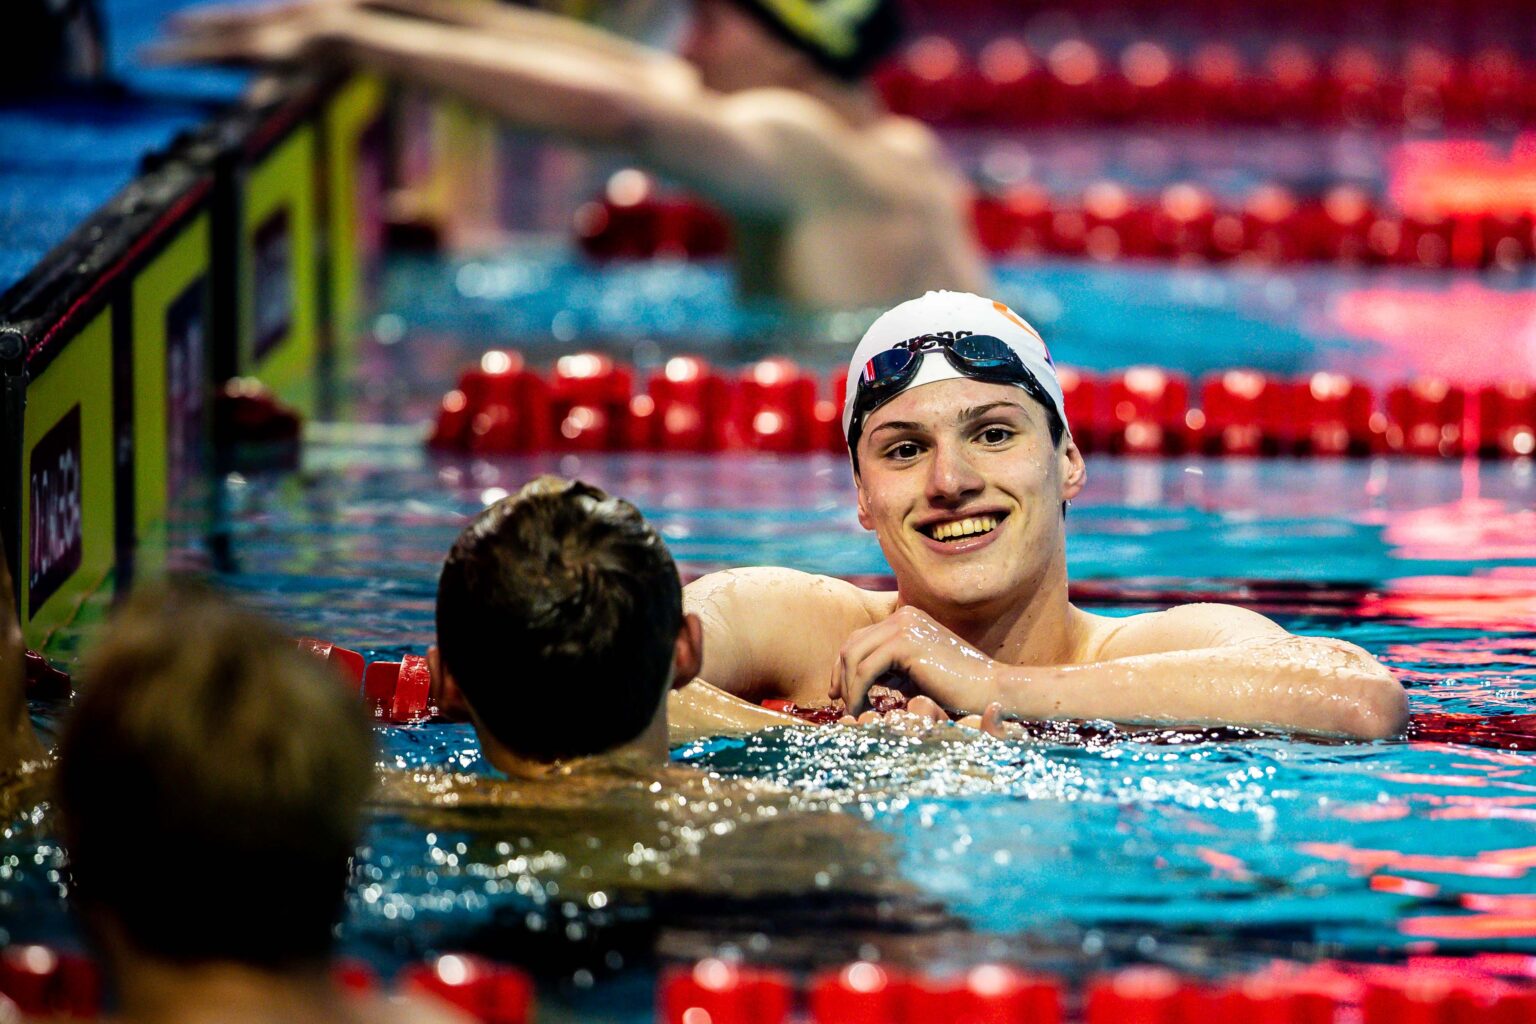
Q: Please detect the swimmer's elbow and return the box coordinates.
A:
[1338,669,1409,741]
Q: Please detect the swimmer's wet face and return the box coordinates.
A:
[435,477,686,762]
[58,584,372,970]
[854,376,1086,614]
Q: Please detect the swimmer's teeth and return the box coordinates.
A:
[932,515,999,541]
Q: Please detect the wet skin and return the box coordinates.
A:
[687,375,1407,739]
[852,378,1085,621]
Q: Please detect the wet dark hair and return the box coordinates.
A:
[435,477,683,762]
[58,583,373,969]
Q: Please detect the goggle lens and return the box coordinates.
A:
[949,334,1020,369]
[860,347,919,386]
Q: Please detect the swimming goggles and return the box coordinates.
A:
[845,333,1055,454]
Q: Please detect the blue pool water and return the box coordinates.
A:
[386,247,1536,388]
[11,446,1536,1005]
[8,256,1536,1019]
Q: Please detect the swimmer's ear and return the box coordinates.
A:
[672,612,704,689]
[854,472,875,532]
[1060,437,1086,501]
[426,645,472,722]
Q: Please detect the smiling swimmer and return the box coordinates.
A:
[684,290,1408,740]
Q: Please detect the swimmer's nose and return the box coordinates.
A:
[924,440,984,507]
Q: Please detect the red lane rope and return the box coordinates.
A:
[430,352,1536,459]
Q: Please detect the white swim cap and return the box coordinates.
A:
[841,290,1069,445]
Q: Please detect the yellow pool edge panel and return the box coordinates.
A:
[2,71,388,647]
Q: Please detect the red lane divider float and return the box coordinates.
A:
[402,954,534,1024]
[875,36,1536,133]
[32,636,1536,751]
[5,947,1535,1024]
[294,638,438,724]
[430,352,1536,460]
[576,181,1536,270]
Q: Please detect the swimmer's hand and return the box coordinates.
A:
[147,0,350,67]
[830,607,1001,718]
[839,696,1022,740]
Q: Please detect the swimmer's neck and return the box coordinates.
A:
[821,83,884,129]
[479,702,671,779]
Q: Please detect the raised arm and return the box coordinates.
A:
[832,604,1408,741]
[155,3,853,215]
[360,0,676,72]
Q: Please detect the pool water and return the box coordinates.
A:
[7,255,1536,1019]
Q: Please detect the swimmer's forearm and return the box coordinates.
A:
[361,0,681,76]
[992,643,1407,740]
[327,12,685,143]
[667,681,802,744]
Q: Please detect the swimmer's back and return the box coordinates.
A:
[783,110,988,306]
[668,89,990,306]
[686,567,892,705]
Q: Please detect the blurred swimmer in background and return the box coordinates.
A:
[153,0,993,310]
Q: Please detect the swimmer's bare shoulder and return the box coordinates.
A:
[686,567,890,705]
[1074,600,1390,679]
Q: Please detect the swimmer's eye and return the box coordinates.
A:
[975,425,1016,446]
[882,440,925,462]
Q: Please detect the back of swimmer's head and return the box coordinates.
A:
[435,476,684,762]
[58,581,373,971]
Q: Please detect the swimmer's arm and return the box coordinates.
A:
[685,567,876,703]
[359,0,684,77]
[154,7,693,136]
[667,681,803,746]
[329,15,839,212]
[835,604,1407,740]
[158,4,858,214]
[1005,629,1407,741]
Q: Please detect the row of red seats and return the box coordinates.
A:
[975,182,1536,269]
[878,37,1536,129]
[429,352,1536,460]
[573,181,1536,269]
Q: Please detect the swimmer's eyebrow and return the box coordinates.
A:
[956,401,1031,423]
[867,401,1031,439]
[867,419,924,438]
